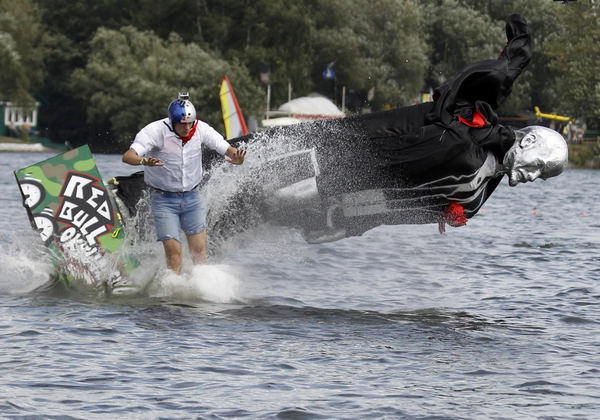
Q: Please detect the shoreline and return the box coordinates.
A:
[567,142,600,169]
[0,142,62,153]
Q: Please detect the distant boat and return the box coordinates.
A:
[219,75,249,139]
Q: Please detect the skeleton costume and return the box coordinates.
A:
[280,14,533,240]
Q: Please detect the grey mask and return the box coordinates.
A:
[503,125,568,186]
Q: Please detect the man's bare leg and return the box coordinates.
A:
[162,238,183,274]
[188,230,207,265]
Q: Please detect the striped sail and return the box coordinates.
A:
[219,75,248,139]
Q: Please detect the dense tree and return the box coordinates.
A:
[0,0,49,105]
[311,0,428,109]
[545,0,600,123]
[36,0,133,46]
[33,0,143,147]
[129,0,204,43]
[421,1,504,89]
[70,26,263,150]
[11,0,596,150]
[196,0,429,110]
[198,0,319,108]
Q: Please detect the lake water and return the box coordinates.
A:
[1,150,599,418]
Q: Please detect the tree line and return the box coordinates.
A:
[1,0,598,152]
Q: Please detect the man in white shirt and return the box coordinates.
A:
[122,92,246,274]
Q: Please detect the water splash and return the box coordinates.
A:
[0,233,53,294]
[203,122,337,252]
[146,264,242,303]
[2,122,345,298]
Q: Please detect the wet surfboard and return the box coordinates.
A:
[14,145,136,293]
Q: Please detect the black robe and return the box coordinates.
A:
[301,14,532,237]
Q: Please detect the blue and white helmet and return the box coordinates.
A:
[168,91,196,124]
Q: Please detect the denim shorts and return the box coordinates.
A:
[151,189,207,242]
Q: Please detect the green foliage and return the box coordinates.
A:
[312,0,428,108]
[545,0,600,122]
[2,0,595,151]
[197,0,428,108]
[0,0,50,104]
[197,0,319,107]
[422,0,504,86]
[71,26,263,149]
[37,0,132,45]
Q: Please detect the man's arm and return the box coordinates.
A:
[122,148,163,167]
[432,14,532,123]
[499,14,532,86]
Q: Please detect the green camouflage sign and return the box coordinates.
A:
[14,145,135,292]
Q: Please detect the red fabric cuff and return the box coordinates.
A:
[444,202,467,227]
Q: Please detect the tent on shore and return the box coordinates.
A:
[262,94,344,127]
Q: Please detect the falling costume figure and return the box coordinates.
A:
[249,13,566,242]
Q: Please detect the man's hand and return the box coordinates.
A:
[226,147,246,165]
[123,148,163,167]
[143,157,164,167]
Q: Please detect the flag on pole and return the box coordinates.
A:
[322,62,336,80]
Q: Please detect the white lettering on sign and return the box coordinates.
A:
[62,174,93,200]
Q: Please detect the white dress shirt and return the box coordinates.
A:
[130,118,230,192]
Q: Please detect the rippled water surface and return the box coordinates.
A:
[1,151,599,418]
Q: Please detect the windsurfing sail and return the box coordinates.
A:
[219,75,249,139]
[14,145,136,293]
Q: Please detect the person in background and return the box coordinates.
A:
[122,92,246,274]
